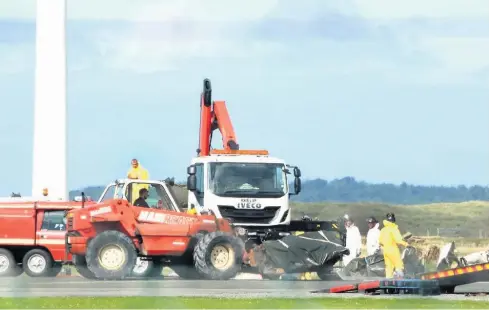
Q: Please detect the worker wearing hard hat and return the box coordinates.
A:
[379,213,408,278]
[127,159,150,205]
[343,214,362,266]
[366,216,381,256]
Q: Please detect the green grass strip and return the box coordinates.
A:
[0,297,488,309]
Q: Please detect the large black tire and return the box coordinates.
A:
[193,231,243,280]
[72,255,97,279]
[0,248,22,277]
[86,230,137,280]
[22,248,56,277]
[131,258,164,278]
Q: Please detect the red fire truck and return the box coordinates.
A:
[0,199,86,277]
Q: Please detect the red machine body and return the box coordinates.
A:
[67,199,234,257]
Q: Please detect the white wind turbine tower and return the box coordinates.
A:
[31,0,67,200]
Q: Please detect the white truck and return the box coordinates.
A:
[186,152,302,228]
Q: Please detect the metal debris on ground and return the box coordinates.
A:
[321,279,441,296]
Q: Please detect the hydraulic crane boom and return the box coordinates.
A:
[197,79,239,157]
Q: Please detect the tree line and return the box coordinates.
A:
[69,176,489,205]
[291,177,489,204]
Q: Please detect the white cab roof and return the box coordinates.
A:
[191,154,286,164]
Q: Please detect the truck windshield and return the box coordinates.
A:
[208,162,286,198]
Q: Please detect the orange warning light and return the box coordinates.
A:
[209,149,269,156]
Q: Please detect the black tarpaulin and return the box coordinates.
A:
[261,230,349,273]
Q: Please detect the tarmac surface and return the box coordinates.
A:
[0,277,489,298]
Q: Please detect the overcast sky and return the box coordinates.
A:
[0,0,488,195]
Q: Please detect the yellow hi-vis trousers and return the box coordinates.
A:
[383,247,404,278]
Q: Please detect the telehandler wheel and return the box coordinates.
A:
[0,248,23,277]
[193,231,244,280]
[131,258,164,278]
[86,230,137,280]
[72,254,97,279]
[22,248,55,277]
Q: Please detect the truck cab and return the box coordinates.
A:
[186,150,302,229]
[97,179,182,212]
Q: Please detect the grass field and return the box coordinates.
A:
[292,200,489,238]
[1,297,489,309]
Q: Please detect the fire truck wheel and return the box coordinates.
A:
[72,255,97,279]
[0,248,22,277]
[86,230,137,280]
[22,248,55,277]
[131,258,164,278]
[193,231,243,280]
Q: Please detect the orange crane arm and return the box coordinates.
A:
[197,79,239,156]
[213,101,238,151]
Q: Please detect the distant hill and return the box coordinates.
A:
[69,176,489,205]
[290,177,489,204]
[291,200,489,238]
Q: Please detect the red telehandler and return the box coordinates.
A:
[65,198,246,280]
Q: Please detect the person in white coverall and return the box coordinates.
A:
[366,216,381,256]
[343,215,362,266]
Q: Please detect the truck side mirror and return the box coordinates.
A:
[187,165,196,175]
[187,175,197,191]
[294,177,301,195]
[293,167,301,178]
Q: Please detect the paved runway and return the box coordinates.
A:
[0,277,488,298]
